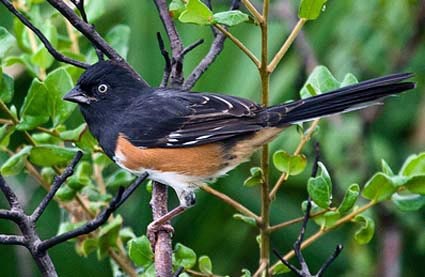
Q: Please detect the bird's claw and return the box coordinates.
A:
[147,222,175,248]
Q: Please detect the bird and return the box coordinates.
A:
[63,60,415,238]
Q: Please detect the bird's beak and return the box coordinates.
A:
[63,86,90,104]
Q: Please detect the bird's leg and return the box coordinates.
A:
[147,188,196,247]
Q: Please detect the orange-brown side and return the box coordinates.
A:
[115,127,283,177]
[115,135,225,176]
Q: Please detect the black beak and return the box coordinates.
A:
[63,86,90,104]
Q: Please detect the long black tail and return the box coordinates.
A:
[265,73,415,126]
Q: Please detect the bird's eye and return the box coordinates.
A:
[97,84,108,93]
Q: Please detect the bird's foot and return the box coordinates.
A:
[147,221,175,248]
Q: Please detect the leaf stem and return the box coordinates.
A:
[200,185,260,222]
[241,0,263,23]
[214,24,260,68]
[268,18,307,73]
[268,200,377,273]
[269,119,320,199]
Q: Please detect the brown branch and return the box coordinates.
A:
[151,182,173,277]
[0,0,89,69]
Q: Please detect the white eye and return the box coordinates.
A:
[97,84,108,93]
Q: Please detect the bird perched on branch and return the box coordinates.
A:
[64,60,415,237]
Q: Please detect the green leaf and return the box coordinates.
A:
[97,215,123,259]
[17,79,49,130]
[0,27,16,58]
[1,146,32,176]
[273,150,307,176]
[56,185,77,201]
[307,162,332,208]
[127,236,154,267]
[77,238,98,257]
[75,128,98,151]
[119,227,136,243]
[337,183,360,214]
[29,145,80,166]
[173,243,196,269]
[299,66,340,99]
[392,193,425,211]
[241,269,252,277]
[198,255,212,274]
[57,221,85,236]
[403,175,425,194]
[59,124,87,141]
[169,0,186,18]
[340,73,358,87]
[106,25,131,59]
[106,170,136,189]
[400,152,425,177]
[178,0,213,25]
[212,11,249,26]
[67,161,93,190]
[362,173,397,202]
[0,124,15,147]
[381,159,394,176]
[45,68,75,126]
[323,210,341,227]
[243,167,263,187]
[271,262,290,275]
[0,73,14,103]
[353,215,375,244]
[299,0,328,20]
[140,264,156,277]
[233,213,257,226]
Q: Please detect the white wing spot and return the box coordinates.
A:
[212,95,234,109]
[182,141,198,146]
[167,138,179,142]
[202,96,210,104]
[169,133,183,138]
[196,134,213,140]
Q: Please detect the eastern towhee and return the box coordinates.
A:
[63,60,415,232]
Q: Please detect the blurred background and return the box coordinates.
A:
[0,0,424,276]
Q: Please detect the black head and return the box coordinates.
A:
[63,60,148,106]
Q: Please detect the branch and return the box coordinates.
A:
[0,0,90,69]
[0,234,25,246]
[272,145,343,276]
[0,175,21,210]
[157,32,172,88]
[44,0,148,85]
[31,151,83,222]
[40,173,148,250]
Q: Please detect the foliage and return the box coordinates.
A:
[0,0,424,276]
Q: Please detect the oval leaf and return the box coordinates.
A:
[178,0,213,25]
[198,255,212,274]
[337,183,360,214]
[353,215,375,244]
[299,0,328,20]
[17,79,49,130]
[392,193,425,211]
[173,243,196,269]
[0,146,32,176]
[29,145,80,166]
[273,150,307,176]
[128,236,154,267]
[212,11,249,26]
[362,173,397,202]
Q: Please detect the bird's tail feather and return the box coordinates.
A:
[265,73,415,126]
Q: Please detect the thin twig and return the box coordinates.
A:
[31,152,83,222]
[0,0,89,69]
[214,24,260,68]
[40,173,147,250]
[200,184,260,222]
[157,32,172,88]
[269,119,320,199]
[268,18,307,73]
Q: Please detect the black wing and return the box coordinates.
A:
[121,89,266,148]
